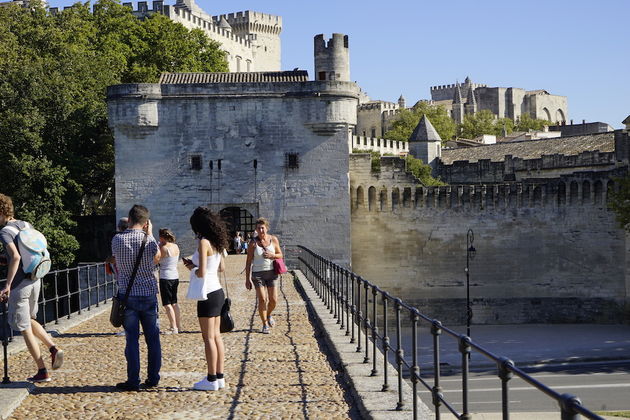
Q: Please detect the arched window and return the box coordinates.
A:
[368,186,376,211]
[569,181,579,204]
[356,186,364,209]
[438,187,447,208]
[556,109,566,124]
[582,181,591,204]
[403,187,411,208]
[606,180,615,203]
[392,188,400,211]
[542,107,551,121]
[415,187,424,208]
[379,188,388,211]
[593,180,603,204]
[557,182,566,206]
[533,186,542,206]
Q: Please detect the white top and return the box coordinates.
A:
[191,249,222,295]
[159,245,179,280]
[252,238,276,272]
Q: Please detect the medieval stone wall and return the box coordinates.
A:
[350,154,628,324]
[108,81,359,265]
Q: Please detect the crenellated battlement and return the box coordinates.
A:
[350,135,408,156]
[349,154,620,212]
[430,83,488,91]
[213,10,282,35]
[167,6,252,47]
[357,101,398,111]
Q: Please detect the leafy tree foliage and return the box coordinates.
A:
[459,110,551,139]
[609,177,630,231]
[351,150,444,186]
[0,0,228,265]
[385,102,456,143]
[515,113,552,132]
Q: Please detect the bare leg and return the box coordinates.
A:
[255,286,269,326]
[266,286,277,318]
[21,327,45,369]
[212,317,224,375]
[198,317,217,375]
[173,303,182,331]
[30,319,55,349]
[163,304,177,331]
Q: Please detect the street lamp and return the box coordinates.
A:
[465,229,476,339]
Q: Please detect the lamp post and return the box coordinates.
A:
[465,229,476,339]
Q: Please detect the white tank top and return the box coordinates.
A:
[252,238,276,272]
[159,245,179,280]
[191,249,222,294]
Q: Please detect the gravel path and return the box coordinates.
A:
[7,255,355,419]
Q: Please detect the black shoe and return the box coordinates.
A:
[142,379,159,388]
[116,381,140,391]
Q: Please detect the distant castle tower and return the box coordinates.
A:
[409,115,442,173]
[398,94,406,109]
[314,34,350,81]
[451,83,465,124]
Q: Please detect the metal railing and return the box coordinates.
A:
[1,263,115,383]
[297,246,604,420]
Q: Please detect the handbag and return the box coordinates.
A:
[109,232,148,328]
[273,258,287,275]
[219,266,235,333]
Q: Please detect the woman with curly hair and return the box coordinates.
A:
[183,207,229,391]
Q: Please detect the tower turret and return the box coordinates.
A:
[452,83,465,124]
[398,94,406,109]
[409,115,442,172]
[314,34,350,81]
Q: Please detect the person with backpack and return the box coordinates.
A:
[0,193,64,383]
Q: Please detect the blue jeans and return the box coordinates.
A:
[121,295,162,386]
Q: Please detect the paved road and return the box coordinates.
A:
[5,255,358,419]
[416,362,630,414]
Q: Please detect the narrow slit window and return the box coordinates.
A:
[285,153,299,169]
[190,155,202,170]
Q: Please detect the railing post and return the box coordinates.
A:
[77,267,82,315]
[356,276,362,353]
[381,294,390,391]
[498,357,514,420]
[54,273,60,324]
[65,270,71,319]
[559,394,582,420]
[334,264,340,323]
[350,273,356,344]
[363,280,370,364]
[339,266,345,331]
[431,320,443,420]
[411,309,420,420]
[1,301,10,384]
[370,285,378,376]
[459,335,472,420]
[395,298,404,410]
[344,270,349,335]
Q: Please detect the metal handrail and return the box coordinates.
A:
[297,246,604,420]
[1,263,115,383]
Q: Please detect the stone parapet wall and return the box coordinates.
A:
[350,136,408,156]
[349,154,628,324]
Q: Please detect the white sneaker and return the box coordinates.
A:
[193,378,219,391]
[217,378,226,389]
[261,325,270,334]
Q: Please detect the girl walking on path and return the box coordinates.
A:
[184,207,228,391]
[244,217,283,334]
[158,228,182,334]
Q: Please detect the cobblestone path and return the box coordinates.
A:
[7,255,355,419]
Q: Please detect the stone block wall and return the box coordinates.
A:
[108,81,359,266]
[350,154,629,324]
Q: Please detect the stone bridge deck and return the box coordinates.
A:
[3,255,359,419]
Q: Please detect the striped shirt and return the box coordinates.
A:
[111,229,159,297]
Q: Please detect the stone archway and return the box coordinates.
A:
[219,206,256,253]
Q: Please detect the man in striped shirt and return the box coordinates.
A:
[111,204,161,391]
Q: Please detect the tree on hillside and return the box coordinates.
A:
[385,102,456,143]
[0,0,228,265]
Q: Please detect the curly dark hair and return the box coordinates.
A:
[189,207,229,252]
[0,194,14,218]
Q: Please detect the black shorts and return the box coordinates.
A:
[197,288,225,318]
[252,270,278,288]
[159,278,179,306]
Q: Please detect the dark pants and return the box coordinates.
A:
[121,294,162,386]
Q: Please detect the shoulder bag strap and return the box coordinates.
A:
[220,253,229,299]
[121,232,148,304]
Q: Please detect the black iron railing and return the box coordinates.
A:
[297,246,604,420]
[1,263,115,383]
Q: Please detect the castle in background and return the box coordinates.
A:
[354,76,569,139]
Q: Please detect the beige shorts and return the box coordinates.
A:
[8,278,41,332]
[252,270,278,288]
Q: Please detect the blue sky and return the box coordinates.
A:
[49,0,630,127]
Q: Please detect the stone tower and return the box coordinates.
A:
[314,34,350,81]
[409,115,442,172]
[451,83,464,124]
[398,94,406,110]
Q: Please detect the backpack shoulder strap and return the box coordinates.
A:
[1,225,19,236]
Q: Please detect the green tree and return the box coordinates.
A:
[404,155,446,186]
[609,176,630,231]
[515,113,552,132]
[0,0,228,265]
[385,102,456,143]
[459,109,501,138]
